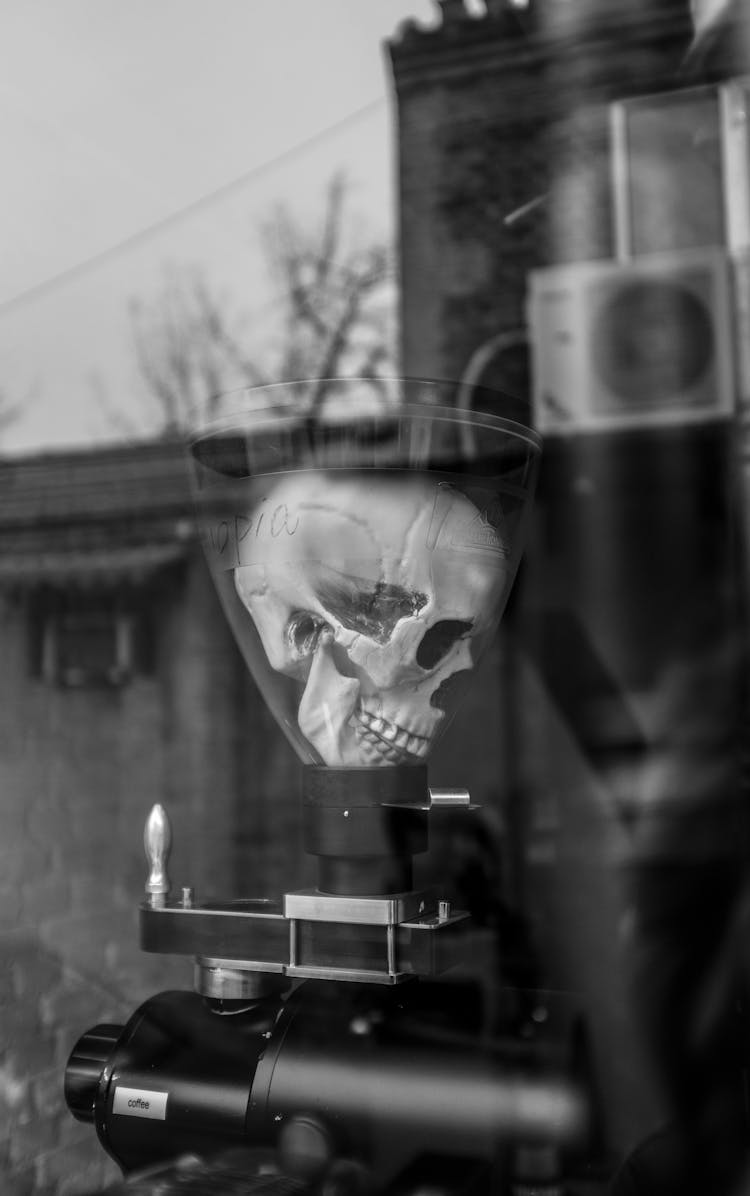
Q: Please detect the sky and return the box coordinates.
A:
[0,0,436,455]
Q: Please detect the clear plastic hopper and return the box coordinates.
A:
[188,379,541,769]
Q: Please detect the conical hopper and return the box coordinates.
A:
[189,379,541,769]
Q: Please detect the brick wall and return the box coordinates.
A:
[388,0,710,1167]
[390,1,696,382]
[0,544,300,1195]
[391,8,549,390]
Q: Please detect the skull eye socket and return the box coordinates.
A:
[315,572,428,644]
[416,620,473,670]
[287,611,331,660]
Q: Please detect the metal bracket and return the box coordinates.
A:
[283,888,435,925]
[139,804,471,986]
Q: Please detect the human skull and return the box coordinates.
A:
[233,471,510,766]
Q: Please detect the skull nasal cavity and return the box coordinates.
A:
[431,669,473,712]
[416,620,472,670]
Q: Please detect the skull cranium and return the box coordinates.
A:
[233,471,510,766]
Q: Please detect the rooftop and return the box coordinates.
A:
[0,438,191,529]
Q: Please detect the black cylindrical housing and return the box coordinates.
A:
[249,981,589,1184]
[75,991,279,1173]
[315,855,412,895]
[65,982,590,1185]
[302,764,429,808]
[302,764,430,895]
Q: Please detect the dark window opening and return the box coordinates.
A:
[28,588,157,688]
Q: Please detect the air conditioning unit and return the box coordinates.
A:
[610,78,750,257]
[527,249,735,434]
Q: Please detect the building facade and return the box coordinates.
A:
[388,0,747,1174]
[0,441,302,1194]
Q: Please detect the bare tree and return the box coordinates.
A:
[0,385,31,444]
[261,173,394,411]
[130,174,396,435]
[130,266,265,434]
[0,390,23,436]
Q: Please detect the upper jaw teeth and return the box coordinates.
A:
[352,706,430,763]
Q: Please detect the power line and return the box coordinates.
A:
[0,96,386,320]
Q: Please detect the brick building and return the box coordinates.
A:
[389,0,697,396]
[388,0,746,1172]
[0,441,303,1194]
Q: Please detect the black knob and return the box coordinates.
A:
[64,1023,123,1123]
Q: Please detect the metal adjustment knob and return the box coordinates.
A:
[144,803,172,907]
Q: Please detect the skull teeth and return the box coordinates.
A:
[352,708,430,763]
